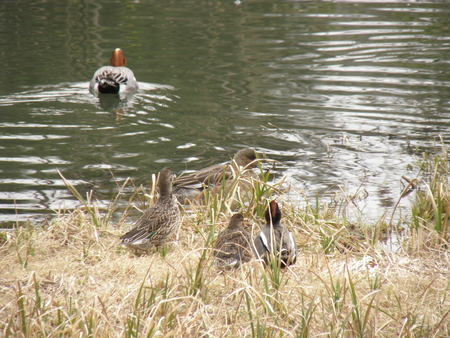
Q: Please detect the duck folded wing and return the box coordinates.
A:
[253,227,297,267]
[253,230,271,260]
[120,226,157,246]
[279,231,297,267]
[214,241,246,269]
[120,202,177,244]
[174,164,230,190]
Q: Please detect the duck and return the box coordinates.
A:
[213,213,253,269]
[173,148,259,202]
[89,48,138,96]
[253,200,297,268]
[120,168,181,253]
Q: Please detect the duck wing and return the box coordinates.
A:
[280,230,297,267]
[253,226,275,262]
[120,199,178,245]
[173,163,231,191]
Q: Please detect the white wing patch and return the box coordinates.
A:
[259,232,270,252]
[288,232,296,258]
[129,238,147,246]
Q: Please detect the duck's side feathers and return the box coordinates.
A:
[287,232,296,251]
[215,256,240,269]
[279,231,297,267]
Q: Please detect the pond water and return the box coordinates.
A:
[0,0,449,225]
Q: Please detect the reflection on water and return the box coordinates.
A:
[0,0,449,224]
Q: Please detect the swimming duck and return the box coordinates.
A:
[213,213,253,269]
[120,168,181,253]
[173,148,259,202]
[253,201,297,268]
[89,48,138,96]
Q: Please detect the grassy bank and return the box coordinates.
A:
[1,149,448,337]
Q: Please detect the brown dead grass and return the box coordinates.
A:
[1,198,448,337]
[1,148,449,336]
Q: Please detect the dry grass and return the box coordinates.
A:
[0,151,449,337]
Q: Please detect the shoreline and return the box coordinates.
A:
[1,149,448,336]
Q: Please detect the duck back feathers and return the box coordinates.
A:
[172,148,259,202]
[213,213,253,269]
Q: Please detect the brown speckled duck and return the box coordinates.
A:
[213,213,253,269]
[173,148,259,202]
[120,168,180,253]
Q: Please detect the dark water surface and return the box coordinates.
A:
[0,0,449,224]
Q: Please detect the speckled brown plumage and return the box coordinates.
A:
[120,168,181,253]
[173,148,259,202]
[213,213,253,269]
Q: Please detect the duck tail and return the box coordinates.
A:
[279,249,297,268]
[98,77,120,94]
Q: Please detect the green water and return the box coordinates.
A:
[0,0,449,223]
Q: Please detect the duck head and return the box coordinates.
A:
[228,213,244,229]
[234,148,258,168]
[110,48,127,67]
[265,200,281,225]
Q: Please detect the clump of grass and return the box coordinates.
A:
[0,151,449,336]
[183,219,215,298]
[410,146,449,247]
[200,159,284,222]
[12,222,35,269]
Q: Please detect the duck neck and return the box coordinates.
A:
[159,184,171,198]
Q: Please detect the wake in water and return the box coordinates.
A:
[0,81,177,113]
